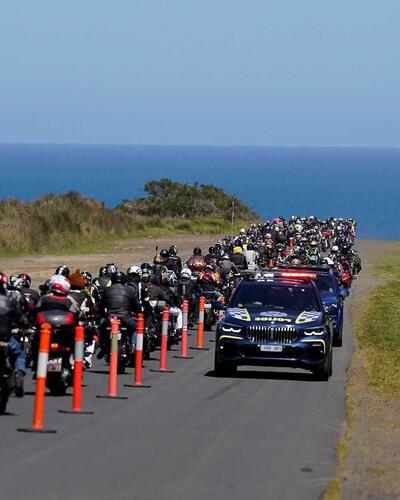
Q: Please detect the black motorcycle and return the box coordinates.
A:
[36,310,75,396]
[0,339,14,414]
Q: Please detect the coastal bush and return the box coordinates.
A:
[0,190,253,256]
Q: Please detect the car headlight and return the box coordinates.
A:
[302,327,326,336]
[220,324,243,334]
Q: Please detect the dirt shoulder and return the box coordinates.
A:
[0,234,216,287]
[329,239,400,499]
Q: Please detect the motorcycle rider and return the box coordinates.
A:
[98,271,141,358]
[187,247,206,275]
[244,242,258,271]
[230,246,248,271]
[0,271,27,397]
[166,245,182,275]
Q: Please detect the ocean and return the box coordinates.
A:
[0,143,399,240]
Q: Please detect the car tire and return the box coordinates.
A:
[312,347,332,381]
[214,353,237,377]
[333,322,343,348]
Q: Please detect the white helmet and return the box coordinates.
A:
[127,265,142,277]
[240,228,246,234]
[48,275,70,296]
[180,267,192,280]
[331,245,339,253]
[323,257,334,266]
[221,254,230,260]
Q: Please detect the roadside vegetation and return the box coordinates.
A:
[324,249,400,499]
[0,182,256,256]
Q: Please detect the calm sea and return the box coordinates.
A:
[0,144,399,240]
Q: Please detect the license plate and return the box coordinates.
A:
[260,345,283,353]
[47,357,62,372]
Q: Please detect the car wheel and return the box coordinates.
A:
[312,347,332,381]
[214,352,237,377]
[333,322,343,347]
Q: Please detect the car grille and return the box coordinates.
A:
[246,325,298,344]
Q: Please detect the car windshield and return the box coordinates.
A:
[231,282,320,312]
[314,275,334,294]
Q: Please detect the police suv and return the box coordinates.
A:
[215,272,333,380]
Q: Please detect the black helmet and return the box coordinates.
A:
[208,246,215,255]
[214,243,222,251]
[105,263,118,276]
[55,265,70,278]
[111,272,127,285]
[193,247,202,256]
[169,245,178,256]
[160,249,170,260]
[99,265,107,277]
[18,273,32,288]
[247,242,254,250]
[141,262,152,271]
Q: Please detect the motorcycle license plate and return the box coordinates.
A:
[47,357,62,372]
[260,345,283,353]
[204,303,212,310]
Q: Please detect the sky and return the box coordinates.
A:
[0,1,399,147]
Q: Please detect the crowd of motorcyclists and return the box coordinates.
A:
[0,215,360,411]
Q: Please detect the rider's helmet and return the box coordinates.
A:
[18,273,32,289]
[208,246,216,255]
[233,246,243,255]
[221,254,230,261]
[240,228,246,235]
[140,262,152,271]
[141,268,152,283]
[81,271,93,286]
[99,265,107,277]
[110,272,127,285]
[169,245,178,256]
[105,263,118,276]
[193,247,202,256]
[247,242,254,251]
[49,275,70,296]
[331,245,339,253]
[127,265,142,278]
[55,265,70,278]
[160,249,170,261]
[323,257,334,266]
[0,271,8,293]
[162,270,177,286]
[8,275,20,290]
[291,258,301,265]
[180,268,192,280]
[310,240,318,248]
[214,243,222,252]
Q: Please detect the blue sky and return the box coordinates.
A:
[0,1,399,146]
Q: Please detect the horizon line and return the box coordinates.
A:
[1,142,400,150]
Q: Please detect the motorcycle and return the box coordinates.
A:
[36,310,75,396]
[100,316,134,374]
[0,338,14,414]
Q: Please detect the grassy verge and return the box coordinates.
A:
[324,250,400,499]
[0,192,251,257]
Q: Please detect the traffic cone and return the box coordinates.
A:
[191,296,209,351]
[18,323,57,433]
[151,308,175,373]
[125,313,151,388]
[174,300,193,359]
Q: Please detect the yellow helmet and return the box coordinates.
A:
[233,246,243,255]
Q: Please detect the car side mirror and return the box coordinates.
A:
[340,288,350,299]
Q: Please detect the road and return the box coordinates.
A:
[0,305,355,500]
[0,237,374,500]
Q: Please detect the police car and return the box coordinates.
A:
[215,272,333,380]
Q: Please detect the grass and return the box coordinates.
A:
[0,192,250,257]
[324,248,400,499]
[357,255,400,399]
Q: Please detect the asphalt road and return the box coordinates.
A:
[0,292,355,500]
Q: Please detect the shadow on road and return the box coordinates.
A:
[204,369,316,382]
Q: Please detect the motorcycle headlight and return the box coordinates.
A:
[302,327,326,336]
